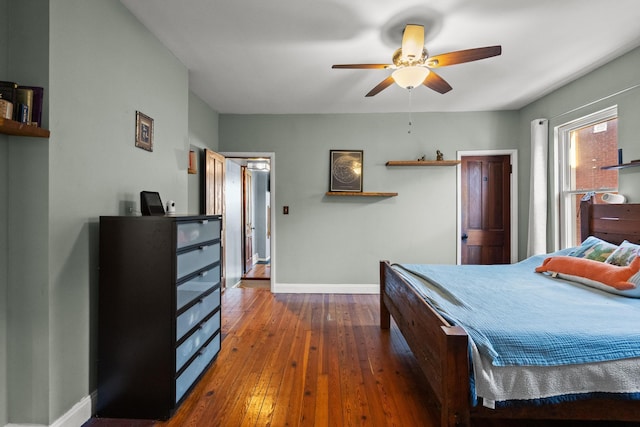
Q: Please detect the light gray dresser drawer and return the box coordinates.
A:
[175,331,221,404]
[176,288,221,341]
[177,265,221,311]
[176,219,220,250]
[176,310,220,372]
[176,242,220,280]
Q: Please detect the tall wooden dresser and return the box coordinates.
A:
[97,214,222,420]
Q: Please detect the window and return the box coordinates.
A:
[556,106,618,248]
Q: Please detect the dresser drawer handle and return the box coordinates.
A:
[199,245,208,251]
[200,220,209,225]
[199,271,208,277]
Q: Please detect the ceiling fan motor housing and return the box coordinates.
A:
[392,47,429,67]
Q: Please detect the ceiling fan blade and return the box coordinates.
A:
[332,64,391,69]
[426,46,502,68]
[401,24,425,60]
[365,76,395,97]
[423,70,452,94]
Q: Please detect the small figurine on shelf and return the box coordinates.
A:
[436,150,444,161]
[418,155,426,161]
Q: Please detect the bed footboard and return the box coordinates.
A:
[380,258,640,425]
[380,261,471,427]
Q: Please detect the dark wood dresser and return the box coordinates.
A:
[97,215,222,420]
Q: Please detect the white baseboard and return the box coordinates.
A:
[272,283,379,294]
[4,423,47,427]
[5,393,94,427]
[50,393,93,427]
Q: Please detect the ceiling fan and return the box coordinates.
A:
[332,24,502,97]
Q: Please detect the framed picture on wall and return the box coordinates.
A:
[135,111,154,152]
[329,150,363,192]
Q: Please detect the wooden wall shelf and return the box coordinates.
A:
[386,160,460,167]
[0,118,50,138]
[601,161,640,170]
[325,191,398,197]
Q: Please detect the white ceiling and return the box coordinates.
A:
[120,0,640,115]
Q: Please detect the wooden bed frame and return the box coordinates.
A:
[380,199,640,426]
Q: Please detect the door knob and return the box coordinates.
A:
[461,233,469,241]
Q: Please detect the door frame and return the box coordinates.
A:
[456,149,518,264]
[221,151,276,291]
[242,166,254,274]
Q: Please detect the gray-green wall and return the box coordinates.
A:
[48,1,189,422]
[6,0,50,422]
[0,0,7,424]
[219,112,520,286]
[188,93,220,214]
[518,45,640,254]
[2,0,219,424]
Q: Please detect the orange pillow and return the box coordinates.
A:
[536,255,640,291]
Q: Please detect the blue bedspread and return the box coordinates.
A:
[395,252,640,367]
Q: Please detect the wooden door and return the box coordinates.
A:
[204,149,226,288]
[204,150,225,216]
[242,167,253,273]
[460,155,511,264]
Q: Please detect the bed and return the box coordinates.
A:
[380,199,640,426]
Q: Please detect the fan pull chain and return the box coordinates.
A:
[407,88,413,134]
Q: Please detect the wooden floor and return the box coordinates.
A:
[164,289,437,426]
[242,262,270,280]
[85,289,640,427]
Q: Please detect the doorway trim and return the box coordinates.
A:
[456,149,518,264]
[221,151,276,291]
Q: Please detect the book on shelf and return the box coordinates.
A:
[18,85,43,127]
[0,82,45,127]
[0,99,13,119]
[15,87,33,124]
[15,104,29,123]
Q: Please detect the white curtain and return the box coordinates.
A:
[527,119,549,256]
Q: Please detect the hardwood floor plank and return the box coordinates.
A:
[350,303,393,425]
[333,295,371,425]
[217,294,295,426]
[313,373,330,426]
[269,296,312,426]
[324,295,345,427]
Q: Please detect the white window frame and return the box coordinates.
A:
[553,106,618,249]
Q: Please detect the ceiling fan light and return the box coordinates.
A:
[392,66,429,89]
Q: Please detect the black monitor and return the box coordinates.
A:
[140,191,165,216]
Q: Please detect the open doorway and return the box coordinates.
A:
[222,153,274,290]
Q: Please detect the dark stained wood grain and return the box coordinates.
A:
[581,199,640,245]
